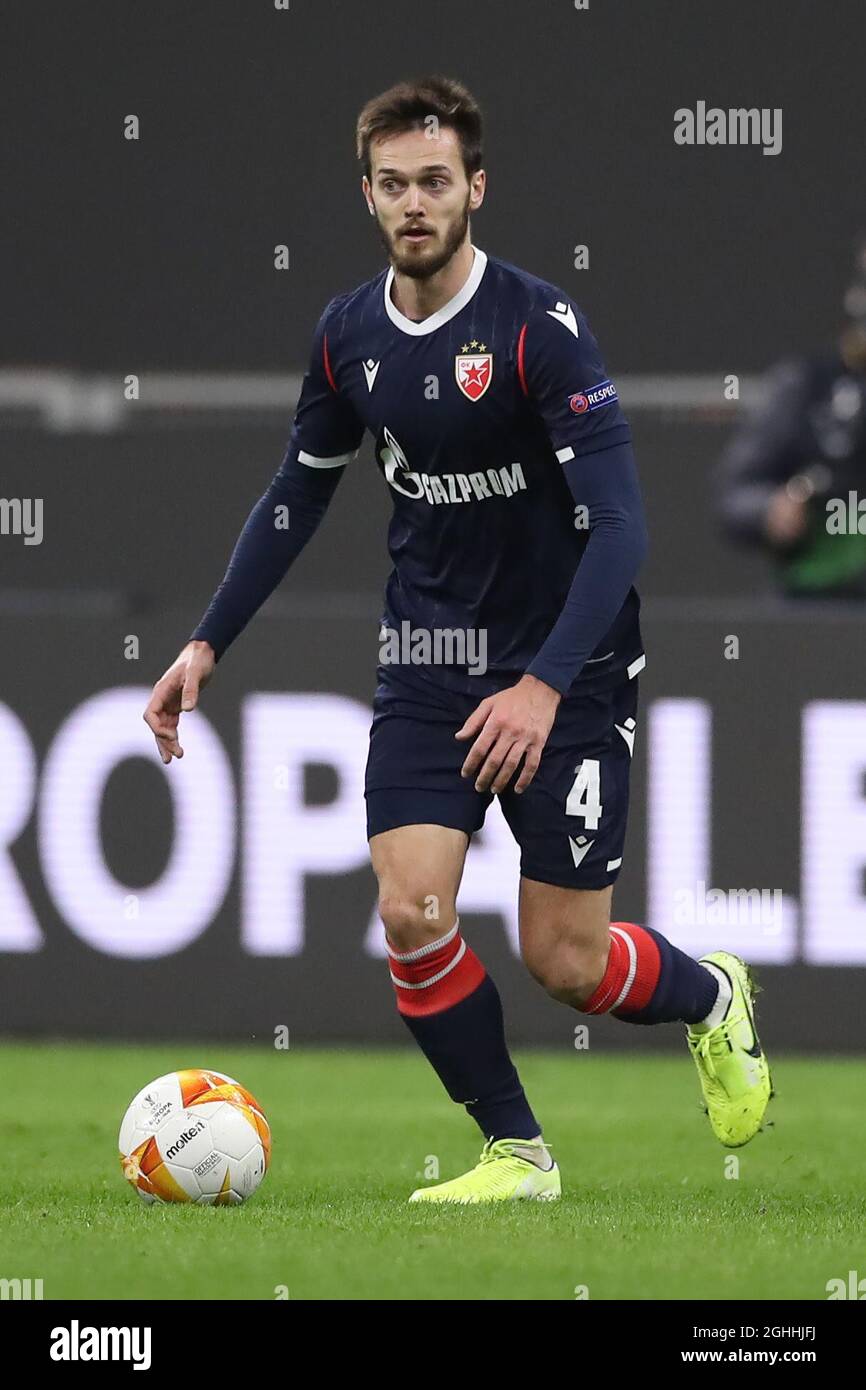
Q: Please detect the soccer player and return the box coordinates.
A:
[144,76,772,1203]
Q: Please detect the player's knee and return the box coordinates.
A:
[377,891,451,954]
[523,937,609,1007]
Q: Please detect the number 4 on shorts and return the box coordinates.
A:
[565,758,602,830]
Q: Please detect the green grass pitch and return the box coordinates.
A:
[2,1042,863,1301]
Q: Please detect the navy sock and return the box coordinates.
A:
[584,921,720,1025]
[401,976,541,1140]
[388,924,540,1142]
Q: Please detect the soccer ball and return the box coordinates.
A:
[118,1068,271,1206]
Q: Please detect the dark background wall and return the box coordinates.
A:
[4,0,865,372]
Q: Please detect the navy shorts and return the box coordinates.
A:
[364,668,639,890]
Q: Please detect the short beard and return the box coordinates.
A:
[377,196,471,280]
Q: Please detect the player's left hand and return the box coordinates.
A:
[456,674,561,795]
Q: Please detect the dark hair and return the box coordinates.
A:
[356,76,483,181]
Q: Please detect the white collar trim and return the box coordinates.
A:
[384,245,488,336]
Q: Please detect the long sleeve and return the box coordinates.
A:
[189,298,364,659]
[516,292,647,693]
[526,438,648,693]
[190,450,345,659]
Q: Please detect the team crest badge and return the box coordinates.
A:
[455,343,493,402]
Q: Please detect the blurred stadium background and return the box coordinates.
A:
[3,0,865,1056]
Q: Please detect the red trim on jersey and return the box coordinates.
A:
[388,929,486,1018]
[322,332,338,393]
[516,322,529,397]
[583,922,661,1015]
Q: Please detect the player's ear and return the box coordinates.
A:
[361,176,376,216]
[469,169,486,212]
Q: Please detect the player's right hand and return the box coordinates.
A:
[143,640,215,764]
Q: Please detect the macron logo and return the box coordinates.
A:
[546,301,579,339]
[568,835,594,868]
[363,359,380,392]
[614,717,637,757]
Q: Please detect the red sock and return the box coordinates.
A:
[386,920,486,1017]
[582,922,662,1016]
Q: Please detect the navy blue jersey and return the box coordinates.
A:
[193,246,647,697]
[290,247,644,695]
